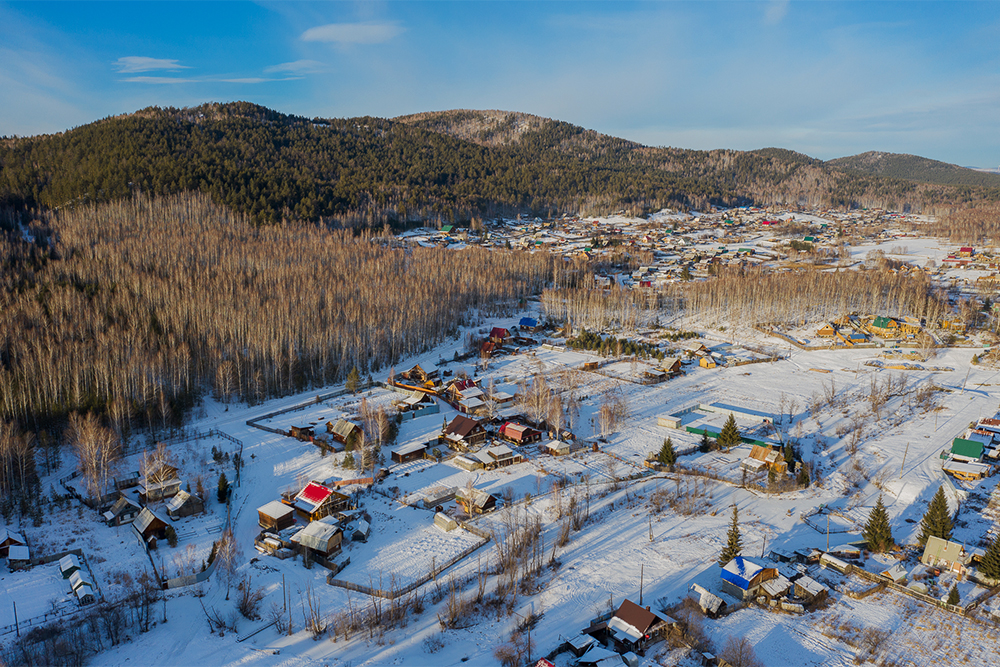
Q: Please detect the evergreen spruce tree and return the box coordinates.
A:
[919,485,954,546]
[343,451,356,470]
[699,431,715,453]
[862,494,894,553]
[978,536,1000,581]
[783,442,797,474]
[217,472,229,503]
[346,366,361,394]
[658,437,677,469]
[718,414,740,452]
[719,505,743,567]
[947,584,960,606]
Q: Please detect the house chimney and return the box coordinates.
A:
[646,606,650,611]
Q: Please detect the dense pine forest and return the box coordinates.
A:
[3,103,998,228]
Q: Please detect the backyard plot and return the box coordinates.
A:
[335,495,485,589]
[0,562,77,631]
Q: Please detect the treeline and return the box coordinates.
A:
[0,102,727,226]
[542,266,950,331]
[913,204,1000,244]
[0,193,571,434]
[4,103,997,228]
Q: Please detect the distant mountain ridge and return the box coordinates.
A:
[828,151,1000,188]
[1,102,997,225]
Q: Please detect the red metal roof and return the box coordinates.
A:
[298,482,333,505]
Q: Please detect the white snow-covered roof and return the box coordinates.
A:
[794,575,826,597]
[0,528,25,545]
[59,554,82,574]
[290,520,341,552]
[760,575,791,598]
[8,545,29,561]
[391,441,427,457]
[258,500,295,519]
[607,615,643,644]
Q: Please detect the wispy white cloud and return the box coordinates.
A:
[300,22,404,45]
[113,56,189,73]
[264,59,327,75]
[764,0,790,26]
[119,76,197,84]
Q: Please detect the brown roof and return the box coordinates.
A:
[446,415,483,438]
[614,599,658,634]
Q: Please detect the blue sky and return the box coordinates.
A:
[1,1,998,167]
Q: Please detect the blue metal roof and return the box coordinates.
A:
[720,556,763,590]
[519,317,538,328]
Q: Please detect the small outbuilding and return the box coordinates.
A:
[166,489,205,520]
[132,507,169,549]
[290,520,343,558]
[258,500,296,531]
[391,441,427,464]
[103,495,142,526]
[434,512,458,532]
[0,528,26,558]
[8,545,30,571]
[59,554,83,579]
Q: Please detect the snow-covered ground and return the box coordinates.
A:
[6,301,1000,666]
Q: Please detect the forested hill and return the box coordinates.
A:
[828,151,1000,189]
[2,102,997,225]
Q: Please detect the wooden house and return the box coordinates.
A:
[869,316,900,337]
[258,500,296,531]
[689,583,727,617]
[456,486,497,514]
[661,357,683,376]
[471,444,523,470]
[443,415,488,449]
[70,570,96,605]
[446,380,486,413]
[921,536,968,578]
[165,490,205,519]
[400,363,439,384]
[745,444,788,474]
[290,519,343,558]
[8,545,30,571]
[720,556,778,600]
[103,495,141,526]
[816,323,837,337]
[326,419,360,445]
[901,316,922,334]
[699,356,717,369]
[291,482,349,522]
[0,528,26,558]
[132,507,169,549]
[499,422,541,445]
[390,441,427,464]
[59,554,83,579]
[542,440,572,456]
[139,463,181,502]
[607,599,676,653]
[489,327,511,344]
[792,576,827,604]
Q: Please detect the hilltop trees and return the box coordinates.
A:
[919,486,953,546]
[862,495,894,553]
[719,505,743,567]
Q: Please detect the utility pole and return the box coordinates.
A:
[640,564,644,607]
[13,601,18,637]
[900,442,909,479]
[826,515,830,553]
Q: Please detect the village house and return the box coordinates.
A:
[257,500,296,531]
[70,570,96,605]
[792,575,828,604]
[688,583,727,617]
[8,545,30,571]
[289,425,315,441]
[499,422,542,445]
[542,440,572,456]
[455,486,497,515]
[326,419,361,445]
[0,528,26,558]
[139,463,182,502]
[165,489,205,519]
[59,554,83,579]
[607,599,676,654]
[446,379,486,413]
[921,536,969,578]
[443,415,488,449]
[660,357,683,376]
[472,444,524,470]
[132,507,169,549]
[699,356,717,369]
[399,363,438,385]
[720,556,779,600]
[103,495,142,526]
[741,444,788,475]
[816,322,837,337]
[489,327,511,344]
[290,519,343,559]
[868,316,900,338]
[390,441,427,464]
[291,481,350,522]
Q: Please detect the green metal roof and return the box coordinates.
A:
[951,438,984,459]
[872,316,895,329]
